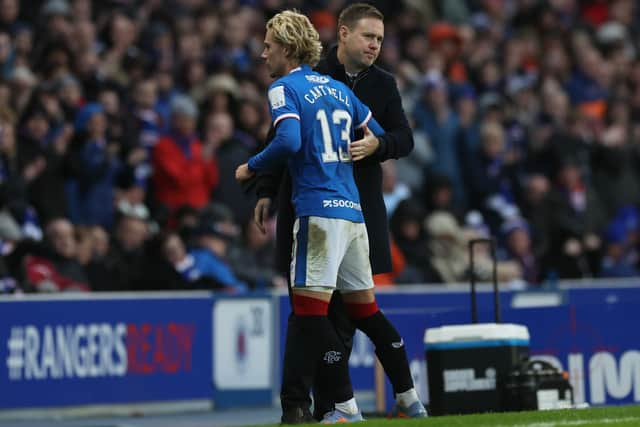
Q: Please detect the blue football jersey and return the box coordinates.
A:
[255,65,375,223]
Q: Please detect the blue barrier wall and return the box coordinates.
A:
[276,283,640,410]
[0,293,213,409]
[1,282,639,413]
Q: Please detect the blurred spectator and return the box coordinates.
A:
[96,200,150,291]
[74,224,109,290]
[23,217,89,292]
[501,218,541,285]
[66,102,120,229]
[183,220,248,293]
[544,157,607,278]
[152,94,218,222]
[421,172,463,221]
[389,199,434,283]
[17,100,71,223]
[591,116,640,218]
[413,70,465,210]
[206,110,254,226]
[425,211,521,284]
[424,211,468,284]
[229,217,286,290]
[372,236,412,286]
[427,22,466,83]
[518,173,552,266]
[599,219,640,278]
[121,78,162,189]
[381,159,410,217]
[0,0,21,35]
[135,231,192,291]
[466,120,520,232]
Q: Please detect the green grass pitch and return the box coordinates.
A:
[246,405,640,427]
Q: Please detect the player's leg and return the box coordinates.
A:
[282,217,357,424]
[280,311,314,424]
[311,291,357,420]
[341,288,426,417]
[277,198,315,423]
[281,288,336,422]
[315,220,377,424]
[338,223,427,418]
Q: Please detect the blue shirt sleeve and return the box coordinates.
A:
[366,117,384,136]
[248,81,302,172]
[248,117,300,171]
[267,82,300,127]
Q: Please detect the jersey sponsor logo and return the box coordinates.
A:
[305,74,330,84]
[268,85,286,109]
[322,199,362,211]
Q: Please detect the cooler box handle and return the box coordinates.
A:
[468,237,500,324]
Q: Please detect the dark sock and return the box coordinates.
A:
[280,313,313,415]
[353,310,414,394]
[312,293,356,420]
[312,339,353,420]
[281,314,351,416]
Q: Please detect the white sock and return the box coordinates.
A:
[396,388,420,407]
[335,397,359,415]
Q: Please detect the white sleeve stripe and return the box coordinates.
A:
[356,110,372,129]
[274,113,300,126]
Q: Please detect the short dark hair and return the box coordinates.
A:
[337,3,384,30]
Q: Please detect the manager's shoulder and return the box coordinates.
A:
[369,64,397,85]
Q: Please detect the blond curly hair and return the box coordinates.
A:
[266,10,322,67]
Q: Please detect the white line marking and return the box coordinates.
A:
[509,416,640,427]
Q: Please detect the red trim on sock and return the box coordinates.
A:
[292,294,330,316]
[345,301,379,319]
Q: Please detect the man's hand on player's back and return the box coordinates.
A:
[350,125,379,161]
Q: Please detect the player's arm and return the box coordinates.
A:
[235,118,300,180]
[236,83,301,182]
[247,118,300,172]
[250,83,301,171]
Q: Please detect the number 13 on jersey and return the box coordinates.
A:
[317,108,352,163]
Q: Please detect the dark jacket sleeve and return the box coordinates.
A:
[255,168,283,199]
[374,73,414,161]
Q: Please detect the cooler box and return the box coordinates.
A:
[425,323,530,415]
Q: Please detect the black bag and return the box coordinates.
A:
[504,359,573,411]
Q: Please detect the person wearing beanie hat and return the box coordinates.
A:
[66,100,119,229]
[74,102,103,133]
[152,92,218,221]
[170,93,198,119]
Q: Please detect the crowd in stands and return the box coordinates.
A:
[0,0,639,294]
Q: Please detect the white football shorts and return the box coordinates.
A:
[290,216,374,291]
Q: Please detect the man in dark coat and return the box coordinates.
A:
[253,3,422,423]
